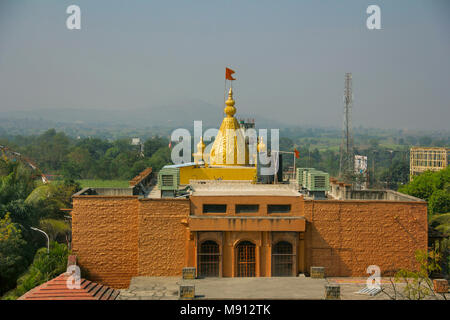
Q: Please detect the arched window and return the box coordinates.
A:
[272,241,294,276]
[198,240,220,277]
[236,241,256,277]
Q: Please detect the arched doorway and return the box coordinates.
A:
[236,241,256,277]
[272,241,294,276]
[198,240,220,277]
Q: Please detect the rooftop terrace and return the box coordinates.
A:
[190,180,300,197]
[328,178,424,202]
[72,168,425,203]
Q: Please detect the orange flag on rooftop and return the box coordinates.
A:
[225,67,236,80]
[294,148,300,159]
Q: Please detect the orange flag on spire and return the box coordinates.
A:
[294,148,300,159]
[225,67,236,80]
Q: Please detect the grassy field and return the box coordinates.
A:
[77,179,129,188]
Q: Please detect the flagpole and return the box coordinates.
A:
[224,67,235,117]
[224,77,227,118]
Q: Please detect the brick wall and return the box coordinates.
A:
[71,196,139,288]
[304,200,428,277]
[138,199,190,276]
[72,194,428,287]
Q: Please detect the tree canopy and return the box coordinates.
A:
[399,166,450,216]
[0,159,78,298]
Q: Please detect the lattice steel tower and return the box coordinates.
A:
[339,73,354,182]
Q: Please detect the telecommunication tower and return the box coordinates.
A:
[339,73,354,182]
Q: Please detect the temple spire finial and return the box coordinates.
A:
[224,87,236,117]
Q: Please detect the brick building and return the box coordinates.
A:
[71,87,428,289]
[71,172,427,289]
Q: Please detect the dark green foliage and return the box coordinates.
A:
[144,136,168,158]
[400,167,450,276]
[399,166,450,213]
[1,130,172,181]
[147,147,172,172]
[0,160,77,297]
[399,171,440,202]
[2,242,69,300]
[0,214,28,294]
[0,160,35,204]
[382,249,443,300]
[379,160,410,190]
[430,213,450,236]
[2,127,446,187]
[39,219,71,243]
[429,190,450,215]
[0,200,37,229]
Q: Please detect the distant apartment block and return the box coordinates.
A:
[410,147,449,180]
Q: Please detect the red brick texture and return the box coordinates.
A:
[71,195,428,288]
[304,200,428,277]
[71,196,139,288]
[138,199,190,276]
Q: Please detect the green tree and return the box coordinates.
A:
[148,147,171,172]
[398,170,441,202]
[381,249,446,300]
[0,199,37,230]
[61,161,82,180]
[39,219,71,244]
[25,181,79,220]
[76,137,112,160]
[0,213,28,295]
[130,159,151,178]
[61,146,93,179]
[430,213,450,236]
[379,159,409,189]
[0,161,35,204]
[2,241,69,300]
[429,189,450,215]
[399,166,450,215]
[24,129,72,172]
[144,137,168,158]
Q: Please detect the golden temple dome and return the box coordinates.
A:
[257,137,266,152]
[193,137,206,164]
[197,137,206,153]
[224,88,236,117]
[209,88,250,166]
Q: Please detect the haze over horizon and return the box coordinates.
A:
[0,0,449,131]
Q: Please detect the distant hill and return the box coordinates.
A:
[0,99,288,136]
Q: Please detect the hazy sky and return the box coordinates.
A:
[0,0,449,130]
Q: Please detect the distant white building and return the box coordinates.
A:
[354,155,368,174]
[131,138,144,157]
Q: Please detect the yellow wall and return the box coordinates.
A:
[179,166,256,184]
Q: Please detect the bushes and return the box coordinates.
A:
[398,170,441,203]
[400,167,450,278]
[429,190,450,215]
[2,241,69,300]
[430,213,450,236]
[39,219,71,244]
[0,213,28,295]
[0,162,77,297]
[399,166,450,216]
